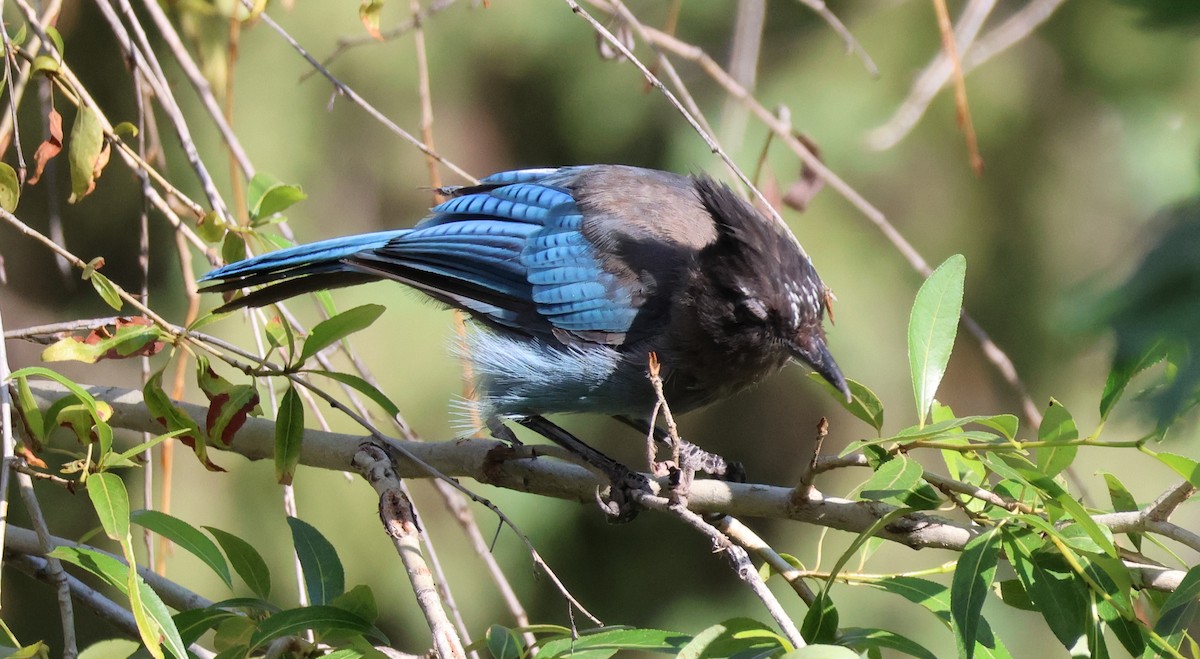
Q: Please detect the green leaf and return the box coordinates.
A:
[41,323,162,364]
[1101,338,1167,421]
[487,624,524,659]
[48,547,186,659]
[196,210,226,243]
[858,456,941,510]
[131,509,232,588]
[1036,399,1077,477]
[1099,471,1142,550]
[247,173,306,220]
[78,639,141,658]
[44,25,65,55]
[144,369,222,472]
[1155,452,1200,488]
[951,527,1002,659]
[808,375,884,432]
[908,254,966,425]
[246,606,379,651]
[87,472,130,541]
[330,585,378,623]
[205,526,271,599]
[1002,528,1089,650]
[996,579,1038,611]
[287,517,345,605]
[13,374,45,445]
[308,370,401,418]
[866,576,1008,656]
[68,104,108,203]
[836,628,937,659]
[274,386,305,485]
[299,304,386,363]
[7,367,115,451]
[88,272,123,311]
[675,619,788,659]
[173,607,240,647]
[221,231,247,267]
[1155,565,1200,637]
[0,161,20,212]
[780,646,859,658]
[801,592,838,645]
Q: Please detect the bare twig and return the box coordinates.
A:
[300,0,459,82]
[128,0,255,178]
[793,0,877,76]
[931,0,985,175]
[16,471,78,657]
[249,2,477,185]
[867,0,1065,150]
[0,302,14,611]
[354,445,466,659]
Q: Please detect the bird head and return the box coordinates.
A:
[693,176,851,403]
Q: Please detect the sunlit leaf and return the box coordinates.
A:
[87,472,130,541]
[809,374,884,432]
[908,254,966,426]
[1036,399,1077,478]
[0,161,21,211]
[88,272,123,311]
[28,109,63,186]
[299,304,386,363]
[68,104,110,203]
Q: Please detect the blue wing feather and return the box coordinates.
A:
[203,167,643,341]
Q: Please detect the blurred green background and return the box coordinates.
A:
[2,0,1199,656]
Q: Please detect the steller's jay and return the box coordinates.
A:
[201,165,849,517]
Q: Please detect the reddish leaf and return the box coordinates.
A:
[28,107,63,185]
[145,371,224,472]
[782,134,826,213]
[206,386,260,446]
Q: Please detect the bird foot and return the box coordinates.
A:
[595,464,653,523]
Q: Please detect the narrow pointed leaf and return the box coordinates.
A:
[908,254,966,425]
[951,527,1002,659]
[246,606,379,651]
[87,472,130,541]
[131,509,232,587]
[287,517,345,605]
[275,386,305,485]
[299,304,385,363]
[205,526,271,599]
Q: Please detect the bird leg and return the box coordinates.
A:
[512,416,652,523]
[614,415,744,479]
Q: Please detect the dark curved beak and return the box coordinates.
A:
[790,334,851,403]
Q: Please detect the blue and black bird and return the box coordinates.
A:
[201,165,849,515]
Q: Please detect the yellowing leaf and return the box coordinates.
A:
[68,105,110,203]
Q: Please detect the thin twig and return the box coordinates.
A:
[354,445,467,659]
[128,0,255,178]
[867,0,1062,150]
[85,0,233,221]
[0,302,14,612]
[13,460,79,658]
[300,0,459,82]
[793,0,878,76]
[249,2,477,185]
[931,0,985,175]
